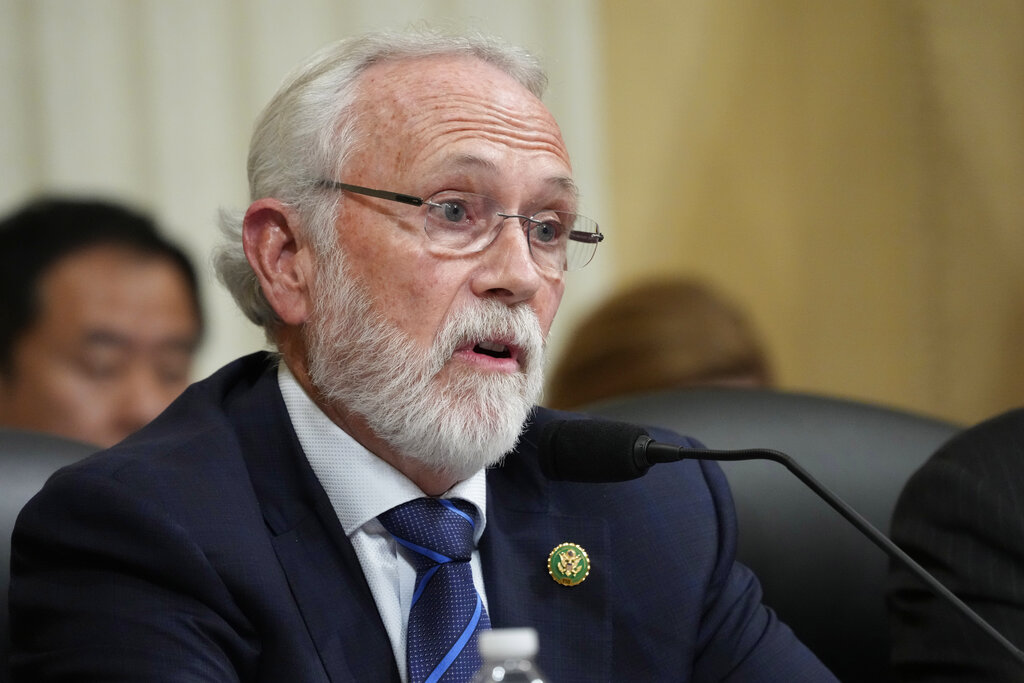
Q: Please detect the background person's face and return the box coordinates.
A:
[0,245,201,448]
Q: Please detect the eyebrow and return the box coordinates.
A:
[83,330,199,353]
[446,154,580,200]
[82,331,132,349]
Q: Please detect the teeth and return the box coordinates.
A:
[477,341,508,353]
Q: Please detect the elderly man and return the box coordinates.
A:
[10,30,833,681]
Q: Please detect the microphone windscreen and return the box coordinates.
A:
[539,419,651,482]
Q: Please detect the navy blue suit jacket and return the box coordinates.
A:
[10,352,833,681]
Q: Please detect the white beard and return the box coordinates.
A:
[305,250,546,482]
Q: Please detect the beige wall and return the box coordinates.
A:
[598,0,1024,424]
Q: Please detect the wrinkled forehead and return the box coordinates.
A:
[346,54,573,184]
[356,53,545,109]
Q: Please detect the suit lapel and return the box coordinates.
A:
[230,358,400,682]
[269,514,398,681]
[481,415,612,681]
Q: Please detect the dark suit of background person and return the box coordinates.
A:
[10,29,834,681]
[888,408,1024,681]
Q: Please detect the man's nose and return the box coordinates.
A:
[470,217,550,304]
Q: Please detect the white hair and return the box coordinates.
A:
[214,28,548,336]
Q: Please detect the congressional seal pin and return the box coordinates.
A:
[547,542,590,586]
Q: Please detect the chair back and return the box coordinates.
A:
[582,387,961,682]
[1,428,95,682]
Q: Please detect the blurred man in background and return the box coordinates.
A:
[0,197,203,448]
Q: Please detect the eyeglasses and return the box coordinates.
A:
[318,181,603,272]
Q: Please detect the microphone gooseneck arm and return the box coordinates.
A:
[637,436,1024,667]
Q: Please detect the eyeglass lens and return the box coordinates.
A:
[423,192,600,271]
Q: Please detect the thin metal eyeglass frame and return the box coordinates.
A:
[317,180,604,267]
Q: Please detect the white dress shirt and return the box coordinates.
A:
[277,364,489,682]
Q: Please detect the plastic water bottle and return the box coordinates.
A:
[471,628,548,683]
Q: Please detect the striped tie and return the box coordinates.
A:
[378,497,491,683]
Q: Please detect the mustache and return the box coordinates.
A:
[433,299,545,373]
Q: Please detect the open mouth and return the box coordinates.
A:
[473,341,513,359]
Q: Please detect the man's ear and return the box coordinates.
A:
[242,199,316,326]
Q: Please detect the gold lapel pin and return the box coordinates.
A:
[548,542,590,586]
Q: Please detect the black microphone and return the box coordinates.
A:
[539,418,1024,667]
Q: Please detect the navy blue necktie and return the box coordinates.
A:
[378,497,491,683]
